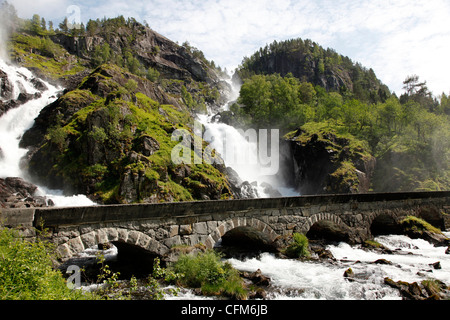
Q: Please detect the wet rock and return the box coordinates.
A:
[0,177,53,208]
[384,278,425,300]
[30,77,48,91]
[384,278,450,300]
[429,261,441,270]
[248,287,267,300]
[373,259,393,265]
[0,68,13,100]
[241,269,271,287]
[343,268,355,282]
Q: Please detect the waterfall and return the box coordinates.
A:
[0,58,95,207]
[197,77,300,198]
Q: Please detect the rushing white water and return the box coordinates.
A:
[226,232,450,300]
[197,77,299,198]
[0,59,95,207]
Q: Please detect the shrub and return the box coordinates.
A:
[284,233,311,258]
[0,227,91,300]
[171,250,247,299]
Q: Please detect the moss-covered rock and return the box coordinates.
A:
[21,64,235,204]
[399,216,449,246]
[285,122,376,195]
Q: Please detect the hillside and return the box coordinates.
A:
[229,39,450,195]
[234,38,391,104]
[2,7,450,202]
[2,11,237,204]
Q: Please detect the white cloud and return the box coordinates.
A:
[13,0,71,21]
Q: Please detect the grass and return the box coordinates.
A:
[0,227,93,300]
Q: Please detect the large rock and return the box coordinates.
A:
[0,177,52,208]
[286,128,376,195]
[384,278,450,300]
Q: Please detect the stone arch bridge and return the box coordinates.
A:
[2,191,450,262]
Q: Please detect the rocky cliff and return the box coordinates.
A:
[285,124,376,195]
[19,64,236,204]
[50,25,220,85]
[234,38,390,104]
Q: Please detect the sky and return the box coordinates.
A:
[9,0,450,96]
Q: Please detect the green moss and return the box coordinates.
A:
[284,233,311,259]
[400,216,442,235]
[10,33,86,80]
[286,121,372,159]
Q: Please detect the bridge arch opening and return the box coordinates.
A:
[218,226,278,251]
[109,241,161,279]
[60,241,161,282]
[306,220,351,243]
[210,218,280,258]
[370,214,402,236]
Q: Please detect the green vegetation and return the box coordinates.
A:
[0,227,90,300]
[171,250,247,299]
[28,64,233,204]
[0,226,184,300]
[236,38,390,104]
[283,233,311,259]
[234,40,450,192]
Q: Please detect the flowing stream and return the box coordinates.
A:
[226,232,450,300]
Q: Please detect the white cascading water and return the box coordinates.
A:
[165,232,450,300]
[197,77,299,198]
[0,58,95,207]
[226,232,450,300]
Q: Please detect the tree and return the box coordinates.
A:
[146,67,160,82]
[31,14,41,34]
[86,19,98,36]
[92,42,111,66]
[59,17,69,33]
[41,17,46,31]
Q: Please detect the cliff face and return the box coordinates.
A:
[243,50,353,93]
[50,25,220,84]
[234,38,390,104]
[285,126,376,195]
[19,64,235,204]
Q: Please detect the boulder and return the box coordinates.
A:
[241,269,271,287]
[0,177,53,208]
[384,278,450,300]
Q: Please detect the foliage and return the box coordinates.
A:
[236,37,390,104]
[0,227,92,300]
[235,69,450,192]
[171,250,247,299]
[284,233,311,259]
